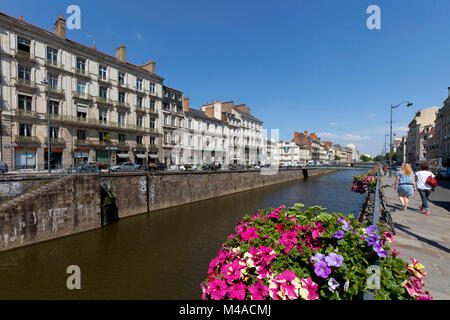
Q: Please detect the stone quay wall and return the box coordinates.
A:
[0,168,336,251]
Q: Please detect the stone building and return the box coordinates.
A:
[161,85,184,166]
[435,87,450,158]
[406,106,440,167]
[0,12,164,170]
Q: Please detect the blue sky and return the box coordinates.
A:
[2,0,449,157]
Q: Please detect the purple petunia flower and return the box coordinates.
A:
[310,253,326,263]
[328,277,340,293]
[367,234,379,246]
[334,230,345,239]
[337,216,344,224]
[366,225,377,235]
[373,241,388,258]
[342,221,352,232]
[314,261,332,278]
[325,253,344,268]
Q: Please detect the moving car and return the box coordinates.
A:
[110,162,140,172]
[76,161,99,173]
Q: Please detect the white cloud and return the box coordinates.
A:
[317,132,371,142]
[329,122,337,126]
[368,113,376,119]
[136,32,143,40]
[342,134,371,141]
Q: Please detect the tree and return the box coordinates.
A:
[334,155,341,161]
[373,155,384,162]
[360,155,372,162]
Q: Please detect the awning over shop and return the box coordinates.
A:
[135,154,146,159]
[149,154,158,159]
[117,154,130,158]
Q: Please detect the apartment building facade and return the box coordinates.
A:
[0,13,164,170]
[406,106,440,166]
[436,88,450,158]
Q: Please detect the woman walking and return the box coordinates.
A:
[415,163,436,215]
[394,163,416,210]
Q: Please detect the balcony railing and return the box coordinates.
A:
[72,91,92,101]
[15,135,41,144]
[73,67,89,77]
[13,108,40,118]
[95,96,114,106]
[135,143,146,150]
[13,49,37,62]
[117,141,130,149]
[148,144,158,150]
[45,59,64,70]
[46,114,150,133]
[115,101,130,109]
[148,109,159,117]
[49,86,65,96]
[45,137,66,145]
[15,77,37,89]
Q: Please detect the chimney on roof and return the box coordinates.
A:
[235,104,246,113]
[141,60,156,73]
[304,131,308,137]
[54,14,66,39]
[204,106,215,118]
[448,86,450,97]
[183,97,190,112]
[115,45,126,63]
[19,16,24,21]
[246,106,251,115]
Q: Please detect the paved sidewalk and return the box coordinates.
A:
[381,175,450,299]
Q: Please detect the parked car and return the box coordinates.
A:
[76,161,99,173]
[202,162,221,171]
[148,162,167,171]
[0,162,8,174]
[110,162,140,172]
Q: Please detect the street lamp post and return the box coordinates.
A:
[41,74,51,174]
[389,101,413,177]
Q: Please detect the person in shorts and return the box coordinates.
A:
[414,163,436,215]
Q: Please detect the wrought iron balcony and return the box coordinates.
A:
[72,91,93,101]
[14,135,41,144]
[12,108,40,118]
[45,137,66,145]
[13,49,37,63]
[115,101,130,109]
[95,96,114,106]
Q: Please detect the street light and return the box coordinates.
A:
[41,73,51,174]
[389,101,413,177]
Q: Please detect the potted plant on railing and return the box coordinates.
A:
[200,204,432,300]
[351,172,377,194]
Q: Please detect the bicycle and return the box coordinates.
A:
[379,185,396,234]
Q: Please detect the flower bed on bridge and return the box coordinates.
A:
[200,204,432,300]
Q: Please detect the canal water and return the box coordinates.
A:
[0,169,365,299]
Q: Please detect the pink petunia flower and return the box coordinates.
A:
[248,279,269,300]
[209,278,228,300]
[228,282,247,300]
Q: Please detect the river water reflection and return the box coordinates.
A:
[0,169,364,299]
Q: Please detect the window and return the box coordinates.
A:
[136,78,143,91]
[119,134,126,142]
[77,130,86,140]
[150,137,155,145]
[47,47,58,64]
[150,82,155,94]
[49,100,59,114]
[171,103,176,112]
[118,91,125,103]
[164,115,169,125]
[150,100,155,111]
[49,73,58,89]
[98,65,107,80]
[118,112,126,125]
[136,136,143,144]
[77,111,87,119]
[50,127,59,138]
[150,118,155,129]
[18,65,31,81]
[17,37,31,53]
[136,116,143,127]
[19,124,32,136]
[99,132,108,141]
[164,133,169,144]
[18,94,32,110]
[76,57,86,73]
[99,109,107,122]
[171,117,176,126]
[188,119,192,129]
[136,96,143,108]
[119,72,125,85]
[163,103,170,110]
[77,80,86,94]
[99,86,107,99]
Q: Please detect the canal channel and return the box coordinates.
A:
[0,169,365,299]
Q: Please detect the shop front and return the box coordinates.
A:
[44,147,63,170]
[116,150,130,164]
[14,146,37,170]
[134,151,146,165]
[148,152,158,164]
[74,148,90,166]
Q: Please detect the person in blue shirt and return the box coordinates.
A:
[394,162,417,210]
